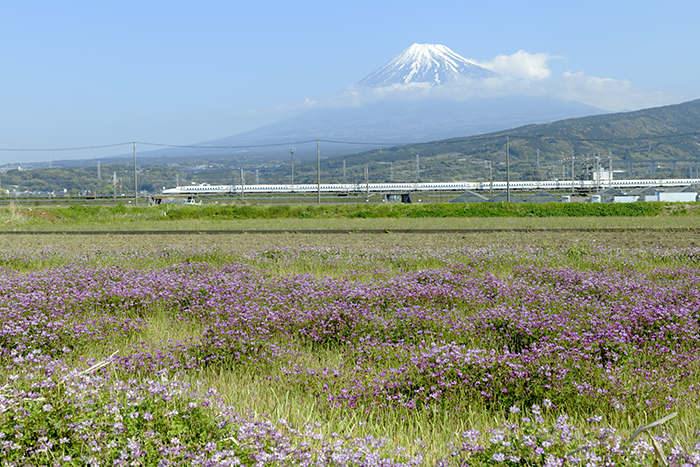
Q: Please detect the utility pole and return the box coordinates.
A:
[133,142,137,206]
[256,168,259,185]
[289,147,295,189]
[343,160,347,184]
[240,168,245,200]
[571,150,575,195]
[317,139,321,204]
[608,150,613,188]
[485,160,493,196]
[506,136,511,203]
[365,165,369,199]
[113,171,117,202]
[562,157,565,180]
[415,154,420,182]
[536,149,540,175]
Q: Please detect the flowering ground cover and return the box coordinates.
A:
[0,244,699,465]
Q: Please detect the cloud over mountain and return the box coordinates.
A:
[228,44,672,128]
[301,45,672,113]
[474,50,557,80]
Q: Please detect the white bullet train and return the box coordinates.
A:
[162,178,700,196]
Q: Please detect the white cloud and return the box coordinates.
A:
[539,72,672,111]
[311,58,675,112]
[313,76,624,111]
[238,51,678,121]
[474,51,558,80]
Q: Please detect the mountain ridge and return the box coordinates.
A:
[304,98,700,184]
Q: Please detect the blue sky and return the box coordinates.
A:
[1,0,698,164]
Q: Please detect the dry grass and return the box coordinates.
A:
[2,214,700,232]
[0,202,30,227]
[3,225,700,254]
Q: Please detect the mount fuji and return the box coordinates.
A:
[357,43,498,86]
[135,44,605,162]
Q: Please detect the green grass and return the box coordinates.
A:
[1,204,700,232]
[2,200,699,231]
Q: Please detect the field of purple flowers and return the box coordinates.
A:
[1,244,699,466]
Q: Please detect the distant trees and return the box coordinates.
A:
[0,164,187,196]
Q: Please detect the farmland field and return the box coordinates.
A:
[1,222,700,465]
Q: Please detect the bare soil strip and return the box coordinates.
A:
[1,227,699,235]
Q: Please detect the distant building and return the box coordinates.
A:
[613,196,640,203]
[596,187,623,203]
[487,192,523,203]
[627,187,659,198]
[450,191,489,203]
[658,186,697,202]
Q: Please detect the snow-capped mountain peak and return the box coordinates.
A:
[357,43,498,87]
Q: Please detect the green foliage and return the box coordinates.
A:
[66,204,101,217]
[0,164,189,195]
[149,201,672,220]
[109,204,128,215]
[2,200,680,226]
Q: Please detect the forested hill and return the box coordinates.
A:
[505,98,700,141]
[311,99,700,183]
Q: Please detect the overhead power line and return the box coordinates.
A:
[0,142,132,152]
[317,139,404,146]
[136,139,405,148]
[135,140,320,149]
[0,139,403,153]
[0,130,698,153]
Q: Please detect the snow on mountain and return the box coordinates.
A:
[357,43,498,87]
